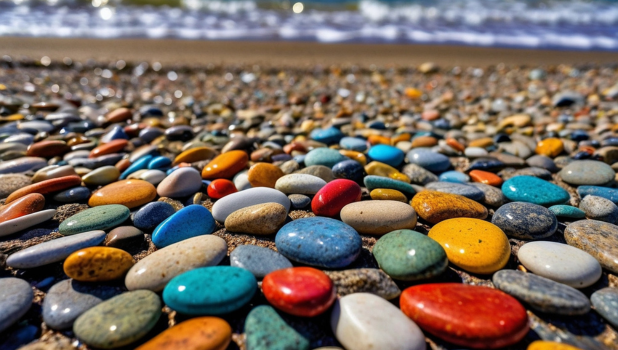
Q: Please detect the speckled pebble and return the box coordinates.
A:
[578,195,618,223]
[591,287,618,328]
[492,202,557,240]
[132,201,176,231]
[289,194,311,209]
[230,245,292,279]
[324,268,400,300]
[245,305,310,350]
[559,160,615,186]
[59,205,130,236]
[548,205,586,219]
[564,220,618,274]
[425,182,484,201]
[0,278,33,333]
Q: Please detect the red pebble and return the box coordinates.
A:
[400,283,529,349]
[207,179,237,199]
[262,267,336,317]
[311,179,361,217]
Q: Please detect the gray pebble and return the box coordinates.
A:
[579,195,618,223]
[289,194,311,209]
[0,278,33,332]
[230,245,292,279]
[591,287,618,328]
[424,182,484,201]
[492,202,557,239]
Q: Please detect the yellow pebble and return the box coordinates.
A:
[527,341,583,350]
[535,138,564,157]
[365,161,410,183]
[339,150,367,166]
[369,189,407,202]
[428,218,510,274]
[63,247,135,282]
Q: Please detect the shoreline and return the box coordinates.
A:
[2,37,618,67]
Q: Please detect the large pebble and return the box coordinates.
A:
[406,149,450,172]
[275,174,326,194]
[312,179,361,217]
[564,220,618,273]
[6,175,82,204]
[0,193,45,223]
[0,157,46,174]
[136,317,232,350]
[211,187,290,222]
[411,190,487,224]
[133,201,175,231]
[502,176,570,206]
[577,185,618,204]
[559,160,615,185]
[0,278,33,333]
[156,167,202,198]
[230,245,292,279]
[59,205,129,235]
[491,202,557,239]
[579,195,618,223]
[64,247,134,282]
[367,144,404,167]
[152,204,216,248]
[340,200,417,235]
[247,162,285,188]
[245,305,309,350]
[89,179,157,209]
[591,288,618,328]
[201,150,249,179]
[0,209,56,237]
[224,202,287,235]
[304,148,348,168]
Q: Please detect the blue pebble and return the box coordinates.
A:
[304,148,348,168]
[339,137,368,152]
[571,130,589,142]
[367,121,385,130]
[433,119,450,129]
[293,155,306,165]
[271,153,292,162]
[406,149,450,172]
[151,205,216,248]
[502,176,570,206]
[425,182,484,201]
[368,144,405,167]
[147,156,172,170]
[166,166,180,175]
[139,105,163,117]
[120,155,153,180]
[276,217,361,268]
[133,202,176,231]
[230,245,293,279]
[332,160,365,182]
[494,133,511,143]
[573,151,591,160]
[602,137,618,147]
[549,205,586,219]
[52,187,91,203]
[578,186,618,204]
[100,126,129,143]
[363,175,416,197]
[438,171,470,183]
[310,127,344,144]
[466,158,506,171]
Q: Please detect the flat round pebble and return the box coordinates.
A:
[201,150,248,180]
[275,174,326,195]
[406,149,450,172]
[491,202,558,239]
[517,241,602,288]
[312,179,361,217]
[230,245,292,279]
[276,217,361,268]
[207,178,237,199]
[163,266,257,315]
[137,317,231,350]
[0,278,33,333]
[549,205,586,219]
[133,201,175,231]
[152,204,216,248]
[59,205,129,235]
[157,167,203,198]
[245,305,309,350]
[411,190,487,224]
[502,175,570,206]
[367,144,404,167]
[304,148,348,168]
[211,187,290,223]
[564,219,618,274]
[89,179,157,209]
[225,202,288,235]
[289,194,311,209]
[53,186,91,203]
[590,288,618,328]
[559,160,615,186]
[340,200,417,235]
[64,247,134,282]
[579,195,618,223]
[82,166,120,186]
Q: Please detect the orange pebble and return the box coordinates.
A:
[27,140,70,158]
[5,175,82,204]
[247,163,285,188]
[64,247,134,282]
[89,179,157,209]
[391,133,411,145]
[339,150,367,166]
[105,107,132,123]
[535,138,564,158]
[368,135,391,145]
[469,170,503,187]
[89,139,129,158]
[115,158,132,173]
[0,193,45,223]
[136,317,232,350]
[173,147,219,166]
[201,150,249,180]
[411,136,438,148]
[446,138,466,152]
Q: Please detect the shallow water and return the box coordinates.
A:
[1,0,617,50]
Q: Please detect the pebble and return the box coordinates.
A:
[312,179,361,217]
[206,178,237,199]
[230,245,292,278]
[527,341,584,350]
[43,279,120,330]
[0,193,45,223]
[526,155,559,173]
[373,229,447,280]
[104,226,144,249]
[156,167,202,198]
[406,149,451,172]
[73,290,161,349]
[125,235,227,291]
[275,173,327,195]
[211,187,290,222]
[0,157,46,174]
[0,278,33,333]
[363,175,416,198]
[276,217,361,268]
[559,160,615,186]
[64,247,134,282]
[304,148,348,168]
[469,182,506,207]
[438,170,469,183]
[535,138,564,157]
[173,147,218,165]
[245,305,310,350]
[425,181,484,201]
[367,144,404,167]
[578,195,618,223]
[369,188,407,202]
[82,166,120,186]
[225,202,287,235]
[248,162,285,188]
[88,179,157,209]
[400,284,529,348]
[0,209,56,237]
[311,126,344,144]
[469,169,503,186]
[295,165,335,182]
[289,194,311,209]
[324,268,400,300]
[401,163,438,185]
[151,204,216,248]
[5,175,82,204]
[502,175,570,206]
[340,136,368,151]
[0,174,31,198]
[332,159,365,182]
[563,220,618,274]
[133,201,175,231]
[411,190,488,224]
[163,266,257,315]
[136,317,232,350]
[428,218,511,274]
[201,150,248,179]
[59,204,129,235]
[549,205,586,219]
[340,200,417,235]
[88,139,128,158]
[120,155,152,180]
[491,202,558,239]
[590,288,618,328]
[517,241,602,288]
[52,186,91,203]
[578,185,618,204]
[493,270,590,315]
[331,293,425,350]
[262,267,336,317]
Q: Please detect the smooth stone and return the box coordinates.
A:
[332,160,365,182]
[400,284,529,349]
[245,305,310,350]
[518,241,602,288]
[469,169,503,187]
[206,179,237,200]
[401,163,438,185]
[500,167,552,181]
[126,235,227,292]
[411,190,488,224]
[312,179,361,217]
[156,167,202,198]
[365,161,409,182]
[0,174,31,199]
[73,290,161,349]
[104,226,144,249]
[311,127,344,144]
[59,205,129,235]
[494,269,591,316]
[591,288,618,328]
[136,317,232,350]
[363,175,416,198]
[43,279,120,330]
[373,229,447,281]
[578,186,618,204]
[527,155,559,172]
[52,186,90,203]
[224,202,287,235]
[89,179,157,209]
[406,149,450,172]
[564,220,618,274]
[147,156,171,169]
[492,202,558,239]
[152,205,216,248]
[139,169,167,185]
[466,157,505,172]
[289,194,311,209]
[230,245,292,279]
[120,155,153,180]
[247,163,285,188]
[549,205,586,219]
[5,175,82,204]
[0,157,46,174]
[438,170,470,183]
[163,266,257,315]
[262,267,335,317]
[64,247,134,282]
[276,217,361,268]
[324,268,400,300]
[367,144,404,167]
[535,138,564,157]
[579,195,618,223]
[340,136,368,151]
[89,139,129,158]
[429,218,510,274]
[32,165,77,183]
[304,148,348,168]
[464,146,489,158]
[212,187,290,223]
[502,176,570,206]
[527,341,584,350]
[331,293,425,350]
[201,150,249,180]
[133,201,175,231]
[369,188,407,202]
[173,146,218,165]
[425,182,484,201]
[0,278,33,332]
[0,193,45,223]
[0,209,56,237]
[340,200,417,235]
[295,165,335,182]
[559,160,615,186]
[82,166,120,186]
[469,182,506,207]
[233,170,252,191]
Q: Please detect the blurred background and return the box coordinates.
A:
[1,0,618,51]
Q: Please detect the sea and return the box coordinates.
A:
[1,0,618,50]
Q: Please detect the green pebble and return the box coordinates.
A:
[245,305,310,350]
[372,229,448,281]
[549,205,586,219]
[363,175,416,197]
[59,205,130,235]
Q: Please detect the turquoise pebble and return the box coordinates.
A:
[152,204,216,248]
[339,137,367,152]
[120,155,153,180]
[162,266,257,315]
[310,127,344,144]
[363,175,416,197]
[549,205,586,219]
[147,156,172,169]
[59,205,130,236]
[367,144,404,167]
[502,175,570,206]
[245,305,310,350]
[304,148,348,168]
[578,186,618,204]
[438,171,470,183]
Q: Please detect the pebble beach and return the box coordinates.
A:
[0,52,618,350]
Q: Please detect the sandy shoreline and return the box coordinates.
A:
[1,37,618,67]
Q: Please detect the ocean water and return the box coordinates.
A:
[1,0,618,50]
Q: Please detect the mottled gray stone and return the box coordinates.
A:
[324,268,401,300]
[230,245,292,279]
[579,195,618,224]
[492,202,557,239]
[0,278,33,332]
[591,287,618,328]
